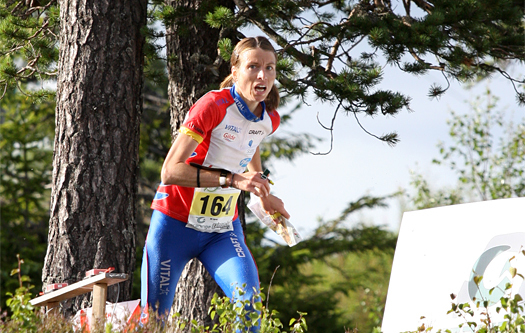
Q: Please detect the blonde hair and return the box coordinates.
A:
[220,36,280,111]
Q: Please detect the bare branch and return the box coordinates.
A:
[403,0,411,15]
[311,101,341,155]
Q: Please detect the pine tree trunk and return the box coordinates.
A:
[164,0,237,328]
[42,0,147,317]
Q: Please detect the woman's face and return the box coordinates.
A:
[232,47,276,112]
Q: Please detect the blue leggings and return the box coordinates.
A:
[141,210,260,324]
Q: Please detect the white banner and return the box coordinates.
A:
[382,198,525,333]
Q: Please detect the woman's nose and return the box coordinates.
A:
[257,69,265,79]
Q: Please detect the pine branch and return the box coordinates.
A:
[233,0,315,68]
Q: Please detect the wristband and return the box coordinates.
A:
[230,173,235,188]
[219,170,228,188]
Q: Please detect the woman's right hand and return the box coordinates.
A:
[232,171,271,198]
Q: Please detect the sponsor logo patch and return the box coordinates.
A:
[239,158,251,167]
[186,122,204,135]
[225,124,242,133]
[229,233,246,258]
[153,192,169,200]
[159,259,171,295]
[223,133,236,142]
[216,98,229,106]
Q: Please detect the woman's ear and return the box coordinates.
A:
[231,66,237,82]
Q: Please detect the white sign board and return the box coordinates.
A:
[382,198,525,333]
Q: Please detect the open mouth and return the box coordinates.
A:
[255,84,267,92]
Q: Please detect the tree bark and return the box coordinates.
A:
[164,0,237,328]
[42,0,147,317]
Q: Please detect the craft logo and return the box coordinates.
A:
[186,122,204,135]
[455,233,525,306]
[249,129,264,135]
[223,133,236,142]
[229,232,246,258]
[224,124,242,133]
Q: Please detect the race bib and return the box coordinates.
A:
[187,187,241,233]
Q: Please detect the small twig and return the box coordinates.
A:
[353,111,395,146]
[311,100,342,155]
[266,265,280,309]
[17,81,31,97]
[0,82,7,100]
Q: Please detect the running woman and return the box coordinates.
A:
[141,36,290,331]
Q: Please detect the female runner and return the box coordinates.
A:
[141,36,290,330]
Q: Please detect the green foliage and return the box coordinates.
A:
[0,87,54,311]
[1,273,307,333]
[437,90,525,200]
[4,255,37,332]
[138,287,308,333]
[0,0,59,100]
[409,89,525,209]
[205,0,525,145]
[244,193,399,332]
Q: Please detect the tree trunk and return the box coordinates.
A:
[164,0,237,328]
[42,0,147,317]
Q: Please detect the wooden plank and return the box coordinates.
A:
[30,273,128,307]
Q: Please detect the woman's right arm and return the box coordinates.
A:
[161,133,271,196]
[160,133,200,187]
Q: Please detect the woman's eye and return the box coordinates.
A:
[266,66,274,71]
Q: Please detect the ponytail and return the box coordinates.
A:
[265,85,280,111]
[220,74,234,89]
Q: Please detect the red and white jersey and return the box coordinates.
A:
[151,86,280,226]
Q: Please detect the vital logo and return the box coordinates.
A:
[239,158,251,167]
[229,233,246,258]
[223,133,236,142]
[216,98,229,106]
[234,97,248,115]
[159,259,171,295]
[225,124,242,133]
[249,129,264,135]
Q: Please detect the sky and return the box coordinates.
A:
[264,66,523,242]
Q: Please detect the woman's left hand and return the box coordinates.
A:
[260,194,290,220]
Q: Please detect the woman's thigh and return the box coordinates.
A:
[198,220,260,301]
[141,210,201,315]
